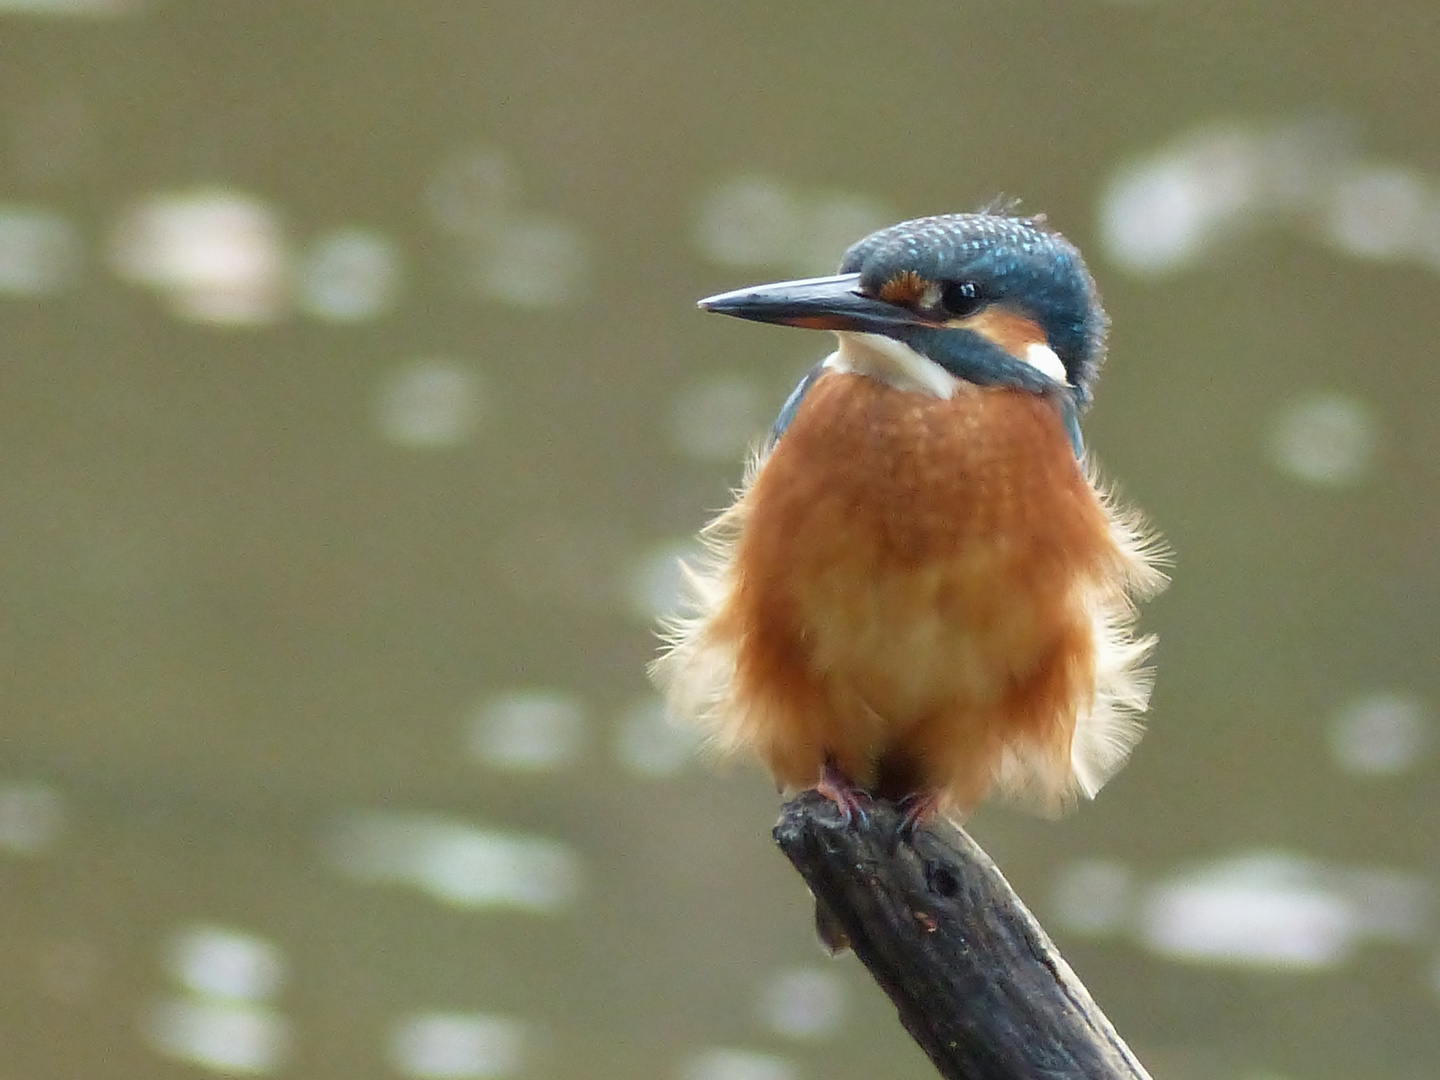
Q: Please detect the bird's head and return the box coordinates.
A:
[699,213,1108,421]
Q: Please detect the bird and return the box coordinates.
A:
[651,211,1166,826]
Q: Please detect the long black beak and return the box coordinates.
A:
[698,273,922,333]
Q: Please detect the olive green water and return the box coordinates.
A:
[2,3,1439,1078]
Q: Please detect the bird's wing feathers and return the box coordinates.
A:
[765,361,827,452]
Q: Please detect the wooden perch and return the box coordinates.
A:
[773,791,1151,1080]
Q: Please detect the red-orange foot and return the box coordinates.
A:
[817,754,872,828]
[896,792,943,840]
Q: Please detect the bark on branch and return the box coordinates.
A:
[773,790,1152,1080]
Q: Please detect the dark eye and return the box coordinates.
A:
[939,280,984,318]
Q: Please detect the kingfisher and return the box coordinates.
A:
[652,212,1165,825]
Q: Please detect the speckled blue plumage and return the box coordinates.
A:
[839,213,1107,404]
[767,213,1104,456]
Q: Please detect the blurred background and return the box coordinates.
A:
[2,1,1438,1078]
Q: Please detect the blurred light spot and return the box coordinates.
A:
[681,1048,798,1080]
[391,1013,525,1079]
[0,780,64,854]
[296,227,401,321]
[111,188,286,324]
[376,359,485,448]
[0,206,80,295]
[468,215,589,307]
[1099,128,1262,274]
[426,145,589,307]
[696,176,797,269]
[145,998,289,1074]
[1268,390,1376,487]
[467,689,587,772]
[1050,858,1136,936]
[758,968,845,1039]
[167,926,284,1002]
[626,539,699,621]
[328,812,580,912]
[1101,119,1440,277]
[1139,853,1356,968]
[426,147,518,239]
[695,175,891,276]
[1099,119,1360,275]
[668,373,766,461]
[792,192,893,273]
[614,695,703,778]
[1329,691,1431,775]
[1100,159,1218,273]
[1324,166,1430,260]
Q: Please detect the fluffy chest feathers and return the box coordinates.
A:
[653,369,1162,814]
[740,372,1111,702]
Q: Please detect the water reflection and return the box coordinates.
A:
[1329,692,1432,775]
[1099,117,1440,277]
[756,968,846,1041]
[426,145,590,307]
[612,694,703,778]
[296,227,403,322]
[467,688,588,773]
[680,1048,799,1080]
[390,1012,527,1080]
[667,372,769,463]
[110,188,287,324]
[1054,852,1429,970]
[146,925,289,1074]
[166,925,285,1001]
[376,358,488,449]
[626,538,702,623]
[326,812,581,912]
[145,998,290,1075]
[1267,390,1377,487]
[695,176,892,276]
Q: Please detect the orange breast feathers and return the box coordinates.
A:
[652,370,1165,816]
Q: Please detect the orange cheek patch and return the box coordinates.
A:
[952,306,1047,356]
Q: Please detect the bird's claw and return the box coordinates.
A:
[895,792,941,841]
[818,755,872,828]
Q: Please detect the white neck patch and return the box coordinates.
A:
[824,331,958,399]
[1022,341,1069,385]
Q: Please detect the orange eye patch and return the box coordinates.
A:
[877,270,933,307]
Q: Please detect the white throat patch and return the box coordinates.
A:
[824,332,958,399]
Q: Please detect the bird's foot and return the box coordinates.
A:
[895,791,943,841]
[817,755,872,828]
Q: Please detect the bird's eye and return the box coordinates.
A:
[939,280,984,318]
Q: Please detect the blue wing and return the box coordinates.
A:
[1059,393,1085,458]
[763,361,826,453]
